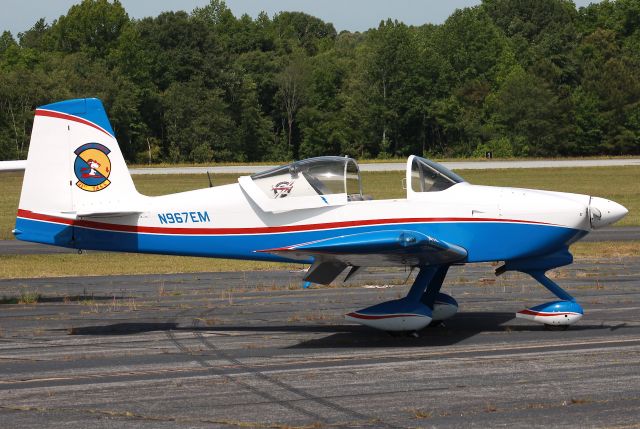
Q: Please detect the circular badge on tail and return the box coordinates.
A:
[74,143,111,192]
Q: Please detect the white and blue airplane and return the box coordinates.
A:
[12,98,628,332]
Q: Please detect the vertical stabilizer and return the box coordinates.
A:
[15,98,142,245]
[18,98,140,215]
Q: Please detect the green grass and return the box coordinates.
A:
[132,172,240,195]
[0,172,23,240]
[570,241,640,258]
[0,290,41,304]
[0,252,303,279]
[0,240,636,279]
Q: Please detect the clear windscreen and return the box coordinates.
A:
[410,157,465,192]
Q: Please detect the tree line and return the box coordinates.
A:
[0,0,639,163]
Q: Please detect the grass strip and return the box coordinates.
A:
[0,241,636,279]
[0,252,303,279]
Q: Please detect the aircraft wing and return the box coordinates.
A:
[257,230,467,285]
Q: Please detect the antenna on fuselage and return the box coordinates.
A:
[206,171,213,187]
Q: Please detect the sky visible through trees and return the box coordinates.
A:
[0,0,639,163]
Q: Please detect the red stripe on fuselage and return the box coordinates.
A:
[518,309,580,317]
[346,312,425,320]
[16,209,558,236]
[35,109,113,138]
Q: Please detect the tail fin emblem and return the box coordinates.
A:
[73,143,112,192]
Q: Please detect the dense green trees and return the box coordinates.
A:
[0,0,638,162]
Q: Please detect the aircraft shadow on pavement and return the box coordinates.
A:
[292,312,518,348]
[66,312,625,346]
[68,322,179,335]
[291,316,623,348]
[67,322,353,336]
[0,295,128,305]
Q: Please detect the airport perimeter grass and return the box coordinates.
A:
[1,165,638,278]
[0,253,303,279]
[0,241,637,279]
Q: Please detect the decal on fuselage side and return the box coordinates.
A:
[158,211,211,224]
[73,142,111,192]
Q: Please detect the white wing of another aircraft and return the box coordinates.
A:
[0,160,27,171]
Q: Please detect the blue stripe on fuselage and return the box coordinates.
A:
[14,217,588,263]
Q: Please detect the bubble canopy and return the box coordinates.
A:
[251,156,362,196]
[239,156,362,212]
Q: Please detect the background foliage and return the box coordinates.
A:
[1,0,639,162]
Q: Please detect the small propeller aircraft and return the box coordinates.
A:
[13,98,628,332]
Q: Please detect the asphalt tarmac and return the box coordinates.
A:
[1,258,639,428]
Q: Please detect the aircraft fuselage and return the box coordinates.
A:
[16,181,608,265]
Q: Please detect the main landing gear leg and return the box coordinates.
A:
[345,265,439,332]
[420,265,449,309]
[419,265,459,327]
[345,265,459,333]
